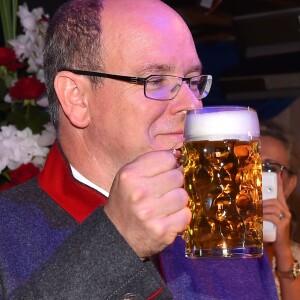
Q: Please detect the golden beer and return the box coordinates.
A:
[182,107,263,258]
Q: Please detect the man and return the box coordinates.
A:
[0,0,202,298]
[0,0,277,299]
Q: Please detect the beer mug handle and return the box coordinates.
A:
[173,147,187,167]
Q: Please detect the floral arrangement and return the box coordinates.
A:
[0,1,55,190]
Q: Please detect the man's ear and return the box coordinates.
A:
[54,71,91,128]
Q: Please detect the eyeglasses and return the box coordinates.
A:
[61,69,212,101]
[262,160,294,175]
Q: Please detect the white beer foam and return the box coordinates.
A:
[184,108,260,141]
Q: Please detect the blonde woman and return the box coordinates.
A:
[261,121,300,300]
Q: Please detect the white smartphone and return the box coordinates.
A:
[262,172,278,242]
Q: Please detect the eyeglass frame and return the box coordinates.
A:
[59,68,212,101]
[262,160,294,176]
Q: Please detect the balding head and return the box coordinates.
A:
[100,0,195,68]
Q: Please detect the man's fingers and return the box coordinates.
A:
[130,150,178,176]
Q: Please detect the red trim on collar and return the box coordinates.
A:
[147,287,164,299]
[38,141,107,223]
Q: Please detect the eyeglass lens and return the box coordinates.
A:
[262,161,290,175]
[145,75,211,100]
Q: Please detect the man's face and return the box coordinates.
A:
[85,0,203,169]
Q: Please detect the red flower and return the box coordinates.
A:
[0,163,40,191]
[41,16,49,23]
[9,76,46,100]
[0,47,24,71]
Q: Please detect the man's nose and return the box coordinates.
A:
[177,81,203,111]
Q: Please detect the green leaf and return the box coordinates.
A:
[0,102,11,126]
[0,77,5,95]
[6,108,27,129]
[5,104,50,133]
[27,106,50,133]
[0,0,19,44]
[0,168,11,186]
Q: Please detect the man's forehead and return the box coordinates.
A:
[138,64,175,75]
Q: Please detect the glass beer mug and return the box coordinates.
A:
[181,106,263,258]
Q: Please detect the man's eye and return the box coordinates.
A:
[190,77,200,84]
[189,78,200,90]
[146,76,168,91]
[147,76,165,86]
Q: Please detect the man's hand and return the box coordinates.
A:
[104,150,191,259]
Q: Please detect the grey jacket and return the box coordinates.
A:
[0,142,173,299]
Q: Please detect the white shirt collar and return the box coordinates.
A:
[70,165,109,197]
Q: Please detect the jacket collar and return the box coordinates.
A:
[38,140,107,223]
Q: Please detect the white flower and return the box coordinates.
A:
[36,95,49,107]
[27,56,39,73]
[4,94,12,103]
[18,4,44,33]
[8,35,28,59]
[38,123,56,147]
[8,3,48,77]
[0,125,52,173]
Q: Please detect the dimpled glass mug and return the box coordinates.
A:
[181,106,263,258]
